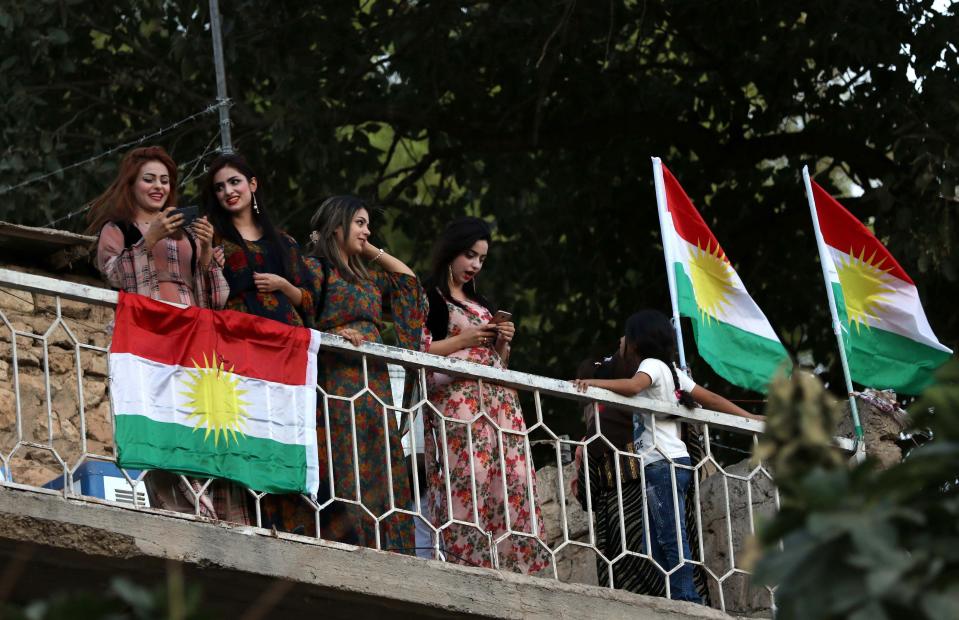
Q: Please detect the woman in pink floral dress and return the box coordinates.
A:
[421,217,550,574]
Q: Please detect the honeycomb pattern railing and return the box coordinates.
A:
[0,267,854,614]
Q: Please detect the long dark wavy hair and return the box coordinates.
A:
[624,309,696,408]
[200,153,291,280]
[426,216,496,312]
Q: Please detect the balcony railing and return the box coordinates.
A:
[0,267,854,614]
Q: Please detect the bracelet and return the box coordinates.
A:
[371,247,386,264]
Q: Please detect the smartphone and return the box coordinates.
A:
[491,310,512,324]
[170,205,199,227]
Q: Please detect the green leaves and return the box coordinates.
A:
[754,362,959,619]
[0,1,954,424]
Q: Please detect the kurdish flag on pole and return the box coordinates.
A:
[807,179,952,394]
[109,291,321,496]
[653,159,790,392]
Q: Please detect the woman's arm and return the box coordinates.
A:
[96,222,151,291]
[363,243,414,276]
[690,386,764,421]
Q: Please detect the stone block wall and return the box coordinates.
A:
[0,267,116,488]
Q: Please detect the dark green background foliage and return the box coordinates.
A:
[1,1,956,409]
[755,362,959,620]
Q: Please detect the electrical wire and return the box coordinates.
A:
[0,101,229,198]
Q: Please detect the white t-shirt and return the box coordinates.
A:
[632,358,697,464]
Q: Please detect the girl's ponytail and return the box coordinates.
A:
[668,363,697,409]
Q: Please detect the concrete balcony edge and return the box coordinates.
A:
[0,486,737,619]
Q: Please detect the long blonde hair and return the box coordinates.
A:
[307,195,371,282]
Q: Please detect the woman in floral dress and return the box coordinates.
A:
[304,195,425,553]
[421,217,550,574]
[201,153,315,532]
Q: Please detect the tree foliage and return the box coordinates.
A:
[754,361,959,619]
[1,1,956,426]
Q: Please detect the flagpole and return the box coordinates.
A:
[652,157,688,371]
[802,166,864,455]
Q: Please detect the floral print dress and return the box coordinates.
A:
[219,233,315,530]
[221,234,314,327]
[422,295,550,574]
[305,257,426,552]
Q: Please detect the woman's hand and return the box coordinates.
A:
[459,324,499,349]
[494,321,515,346]
[191,217,215,266]
[143,209,184,250]
[335,327,365,347]
[254,272,303,306]
[211,246,225,268]
[253,272,291,293]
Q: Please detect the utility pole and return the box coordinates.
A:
[209,0,233,154]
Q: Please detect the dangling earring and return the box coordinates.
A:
[252,193,260,215]
[447,265,455,288]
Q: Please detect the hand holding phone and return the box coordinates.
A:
[169,205,199,227]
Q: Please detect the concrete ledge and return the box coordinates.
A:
[0,486,735,619]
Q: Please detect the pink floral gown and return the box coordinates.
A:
[422,294,550,574]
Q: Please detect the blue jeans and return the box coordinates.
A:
[644,457,701,603]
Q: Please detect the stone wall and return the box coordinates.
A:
[535,462,599,586]
[0,266,115,488]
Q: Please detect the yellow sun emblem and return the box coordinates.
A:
[687,240,736,324]
[180,352,251,447]
[835,247,895,333]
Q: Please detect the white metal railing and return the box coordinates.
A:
[0,267,847,614]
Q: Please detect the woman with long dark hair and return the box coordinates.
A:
[574,348,712,602]
[87,145,243,522]
[201,153,314,327]
[200,154,315,532]
[420,216,549,574]
[301,195,425,552]
[574,309,761,603]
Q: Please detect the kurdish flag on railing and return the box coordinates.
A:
[806,178,952,394]
[109,291,321,496]
[653,159,790,392]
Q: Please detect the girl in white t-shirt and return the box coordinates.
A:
[573,310,762,603]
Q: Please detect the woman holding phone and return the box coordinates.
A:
[87,146,227,309]
[420,217,549,574]
[86,146,243,522]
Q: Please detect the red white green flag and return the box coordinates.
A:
[806,178,952,394]
[653,159,790,392]
[109,292,321,495]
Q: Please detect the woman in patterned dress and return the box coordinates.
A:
[304,195,425,553]
[420,217,550,574]
[87,146,246,523]
[200,153,316,532]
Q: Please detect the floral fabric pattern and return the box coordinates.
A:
[218,233,314,532]
[265,257,425,550]
[422,295,550,574]
[220,234,314,327]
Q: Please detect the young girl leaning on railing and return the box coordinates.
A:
[573,309,763,604]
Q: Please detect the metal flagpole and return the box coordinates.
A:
[209,0,233,154]
[652,157,688,371]
[802,165,865,458]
